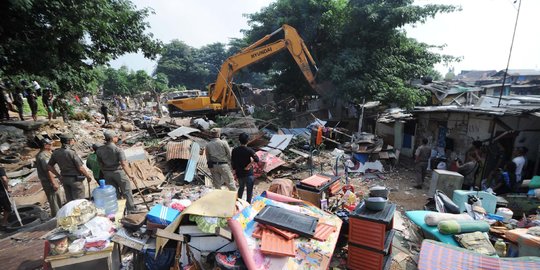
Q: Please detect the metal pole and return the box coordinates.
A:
[498,0,522,107]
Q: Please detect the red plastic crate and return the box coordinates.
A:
[349,216,393,249]
[347,248,391,270]
[347,232,393,270]
[349,203,395,249]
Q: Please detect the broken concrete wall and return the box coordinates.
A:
[414,111,540,164]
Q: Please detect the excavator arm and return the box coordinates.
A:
[167,24,318,117]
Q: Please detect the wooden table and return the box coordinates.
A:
[45,243,120,270]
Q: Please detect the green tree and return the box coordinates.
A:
[128,70,153,94]
[225,37,271,88]
[102,67,130,96]
[243,0,459,108]
[0,0,161,92]
[155,40,204,89]
[444,67,456,81]
[197,43,228,86]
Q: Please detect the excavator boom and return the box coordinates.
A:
[167,24,318,117]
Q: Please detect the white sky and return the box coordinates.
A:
[109,0,540,76]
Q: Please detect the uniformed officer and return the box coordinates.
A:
[36,138,62,216]
[96,130,135,212]
[47,134,93,202]
[205,128,236,190]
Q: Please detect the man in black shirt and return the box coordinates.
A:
[0,167,12,226]
[231,133,259,203]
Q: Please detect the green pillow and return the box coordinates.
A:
[438,220,490,235]
[530,176,540,189]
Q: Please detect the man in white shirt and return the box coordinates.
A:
[512,147,527,183]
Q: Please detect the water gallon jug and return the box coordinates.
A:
[92,179,118,215]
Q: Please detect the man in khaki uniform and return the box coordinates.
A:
[205,128,235,190]
[96,130,135,212]
[48,134,93,201]
[415,138,432,189]
[36,138,62,217]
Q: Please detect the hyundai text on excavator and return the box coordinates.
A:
[167,24,319,117]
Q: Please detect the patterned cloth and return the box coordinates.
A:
[454,232,496,256]
[419,240,540,270]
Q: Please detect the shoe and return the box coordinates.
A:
[413,185,423,189]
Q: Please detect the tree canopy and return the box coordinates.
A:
[101,67,169,97]
[0,0,161,92]
[243,0,459,108]
[155,39,270,90]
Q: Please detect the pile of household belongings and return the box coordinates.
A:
[406,188,540,269]
[43,199,119,259]
[155,190,343,269]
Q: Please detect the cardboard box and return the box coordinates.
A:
[297,185,323,207]
[147,204,180,225]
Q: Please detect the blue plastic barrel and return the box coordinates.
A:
[92,179,118,215]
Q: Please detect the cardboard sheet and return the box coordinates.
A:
[156,190,237,252]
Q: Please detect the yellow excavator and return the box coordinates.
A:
[167,24,319,117]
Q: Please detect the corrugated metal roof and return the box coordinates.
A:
[0,219,56,270]
[279,128,310,139]
[166,140,209,174]
[166,140,192,161]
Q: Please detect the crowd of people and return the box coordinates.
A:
[414,137,530,195]
[0,78,142,123]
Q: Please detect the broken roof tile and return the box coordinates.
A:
[265,225,299,240]
[313,223,337,242]
[260,229,296,257]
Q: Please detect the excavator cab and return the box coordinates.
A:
[167,24,319,117]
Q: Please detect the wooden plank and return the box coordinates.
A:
[289,148,309,158]
[156,229,184,242]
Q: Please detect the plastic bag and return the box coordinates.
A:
[68,239,86,253]
[57,199,97,231]
[85,216,114,238]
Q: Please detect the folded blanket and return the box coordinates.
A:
[438,220,490,235]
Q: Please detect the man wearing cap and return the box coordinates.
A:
[36,139,62,216]
[96,130,135,212]
[205,128,235,190]
[47,134,93,202]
